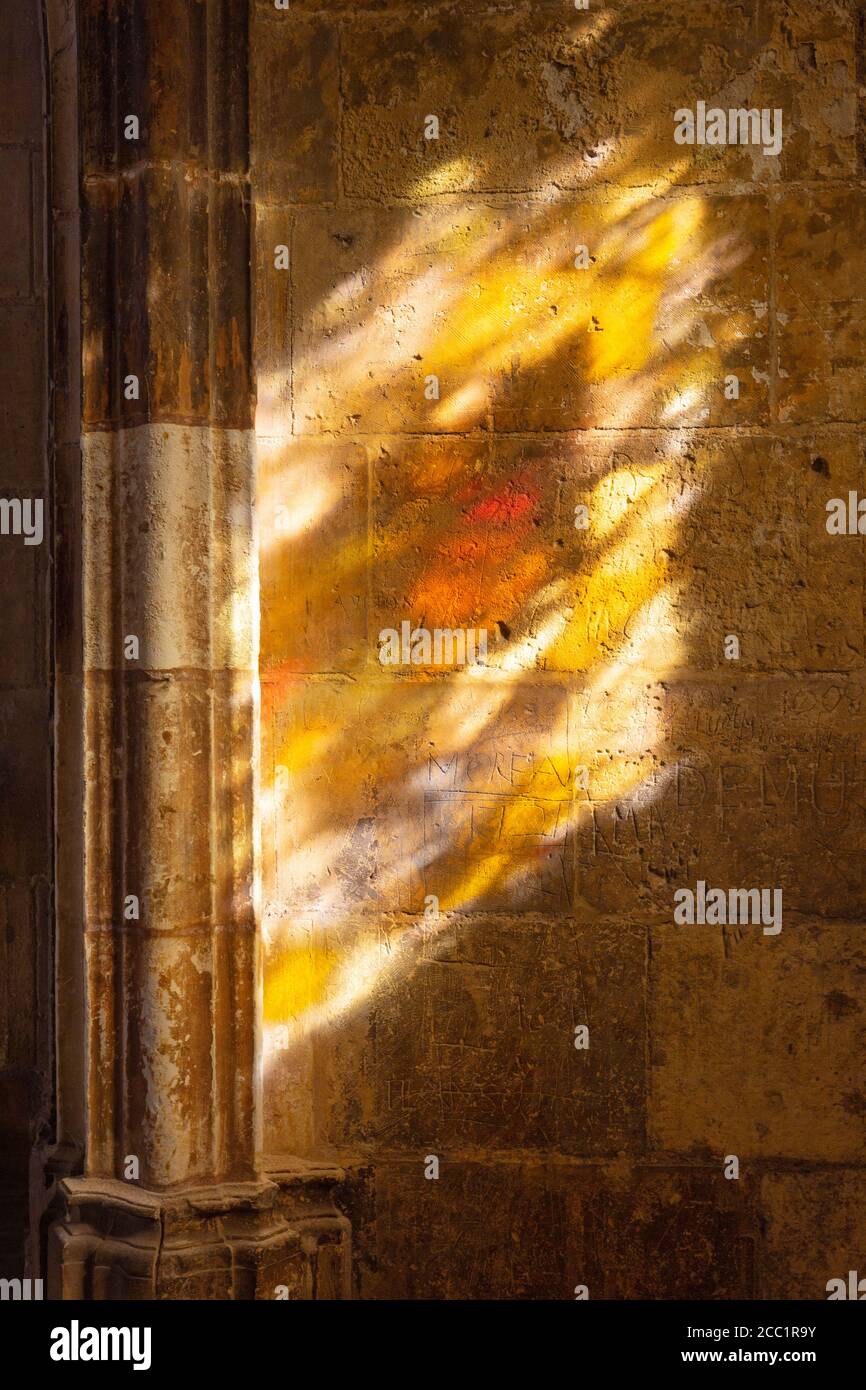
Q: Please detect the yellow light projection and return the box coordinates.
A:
[254,137,757,1074]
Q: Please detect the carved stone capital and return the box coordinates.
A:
[48,1167,351,1301]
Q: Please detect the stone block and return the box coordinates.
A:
[313,915,646,1156]
[759,1170,866,1299]
[0,691,50,881]
[777,188,866,424]
[576,672,866,920]
[258,437,368,675]
[83,424,255,673]
[649,918,866,1160]
[353,1160,755,1299]
[0,306,45,471]
[340,1,855,197]
[251,12,339,202]
[0,2,43,144]
[82,172,251,430]
[0,149,34,297]
[80,0,248,174]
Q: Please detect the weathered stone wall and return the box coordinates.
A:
[0,1,51,1280]
[255,0,866,1297]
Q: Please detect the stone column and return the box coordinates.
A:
[46,0,350,1299]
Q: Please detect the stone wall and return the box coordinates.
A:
[254,0,866,1298]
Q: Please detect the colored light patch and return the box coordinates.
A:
[263,942,339,1025]
[466,489,536,524]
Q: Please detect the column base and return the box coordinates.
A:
[46,1164,351,1300]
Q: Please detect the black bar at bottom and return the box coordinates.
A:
[2,1298,860,1377]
